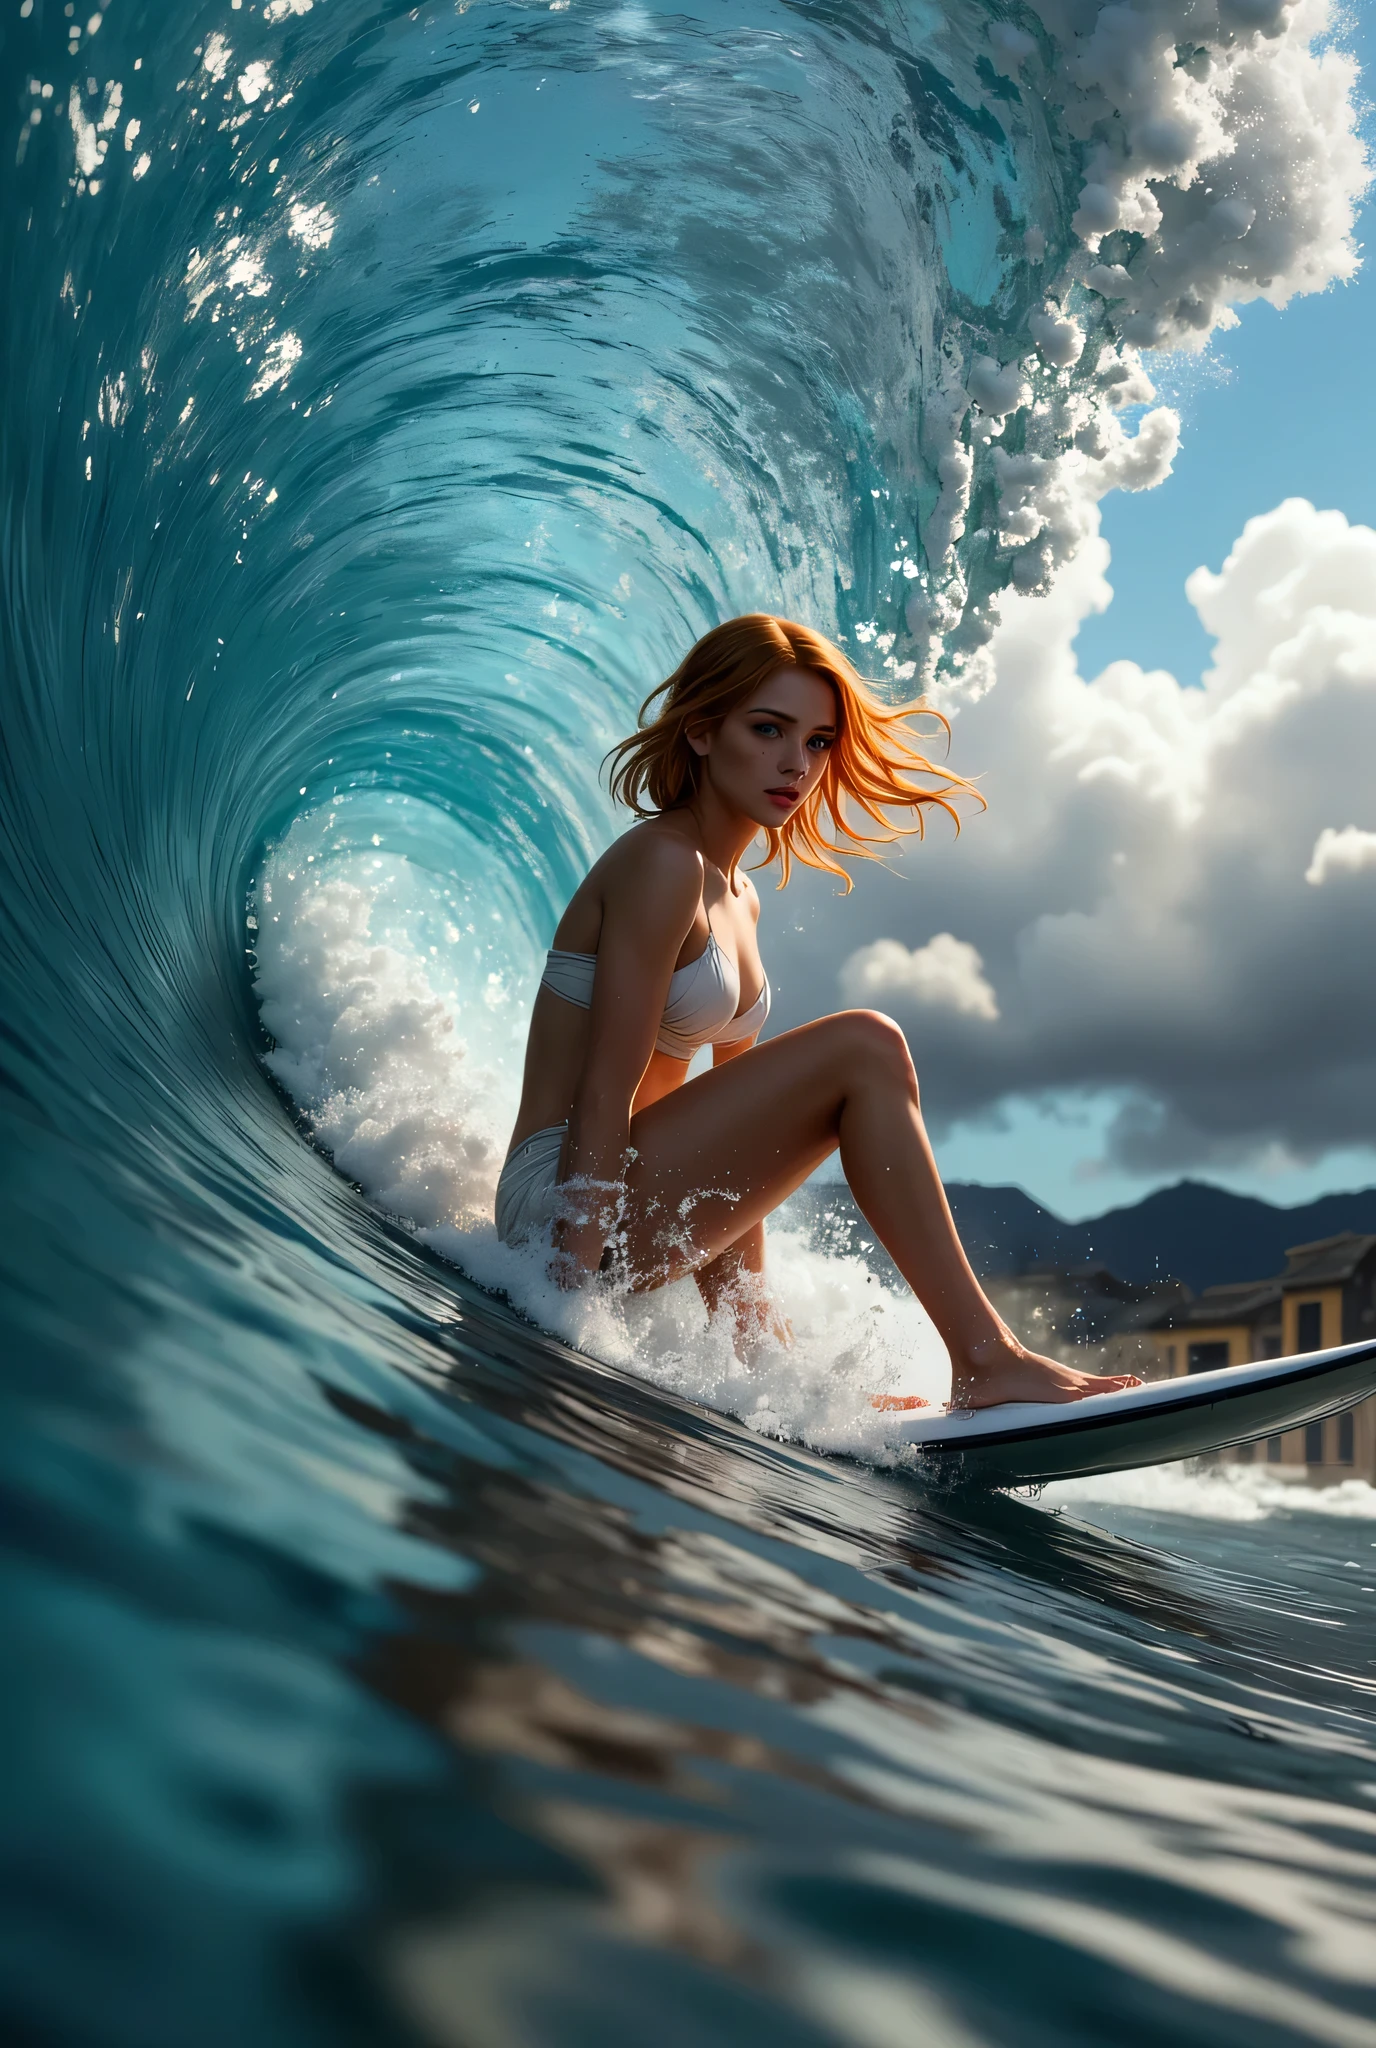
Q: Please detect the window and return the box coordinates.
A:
[1164,1344,1177,1375]
[1338,1413,1355,1465]
[1235,1441,1254,1464]
[1296,1300,1323,1351]
[1304,1421,1324,1465]
[1188,1341,1229,1374]
[1267,1436,1284,1463]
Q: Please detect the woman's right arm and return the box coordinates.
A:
[553,839,702,1282]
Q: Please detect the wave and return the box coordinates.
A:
[1050,1463,1376,1522]
[3,2,1373,2043]
[217,0,1366,1436]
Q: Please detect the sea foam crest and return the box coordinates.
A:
[919,0,1368,680]
[56,1,1367,674]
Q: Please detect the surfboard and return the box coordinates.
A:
[893,1338,1376,1488]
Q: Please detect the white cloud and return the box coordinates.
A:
[840,934,1000,1023]
[771,497,1376,1178]
[1306,827,1376,887]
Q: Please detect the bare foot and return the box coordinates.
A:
[951,1337,1142,1411]
[869,1394,931,1412]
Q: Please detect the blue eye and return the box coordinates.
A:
[753,721,781,737]
[808,733,833,750]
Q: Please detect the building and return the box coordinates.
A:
[1147,1233,1376,1481]
[1148,1278,1283,1380]
[986,1262,1185,1375]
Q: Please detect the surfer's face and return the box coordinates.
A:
[690,666,837,828]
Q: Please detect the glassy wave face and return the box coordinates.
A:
[3,2,1374,2044]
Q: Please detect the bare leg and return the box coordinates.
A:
[619,1011,1140,1408]
[693,1220,790,1358]
[692,1217,925,1401]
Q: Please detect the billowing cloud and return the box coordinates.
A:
[1305,826,1376,887]
[840,934,1000,1023]
[767,497,1376,1179]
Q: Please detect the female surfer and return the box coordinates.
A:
[497,613,1140,1410]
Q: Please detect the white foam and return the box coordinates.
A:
[1037,0,1368,350]
[1047,1463,1376,1523]
[441,1219,952,1463]
[252,812,952,1459]
[252,809,510,1230]
[916,0,1370,664]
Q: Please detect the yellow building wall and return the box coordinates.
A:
[1239,1289,1369,1473]
[1280,1286,1344,1355]
[1153,1287,1372,1478]
[1151,1324,1255,1380]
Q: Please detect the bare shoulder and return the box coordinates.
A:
[739,870,763,922]
[600,823,703,892]
[555,823,704,952]
[596,823,704,917]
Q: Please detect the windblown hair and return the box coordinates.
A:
[604,613,983,889]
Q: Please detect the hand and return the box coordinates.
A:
[550,1174,625,1288]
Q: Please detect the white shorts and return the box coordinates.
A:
[494,1122,567,1246]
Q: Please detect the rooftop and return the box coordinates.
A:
[1282,1233,1376,1288]
[1146,1232,1376,1329]
[1148,1278,1281,1332]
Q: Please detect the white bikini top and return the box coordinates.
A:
[540,930,771,1061]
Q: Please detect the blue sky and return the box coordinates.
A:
[1077,268,1376,692]
[933,7,1376,1222]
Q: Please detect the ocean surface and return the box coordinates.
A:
[3,1,1375,2043]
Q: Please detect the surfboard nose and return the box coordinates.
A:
[894,1339,1376,1488]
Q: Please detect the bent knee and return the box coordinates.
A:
[833,1008,918,1090]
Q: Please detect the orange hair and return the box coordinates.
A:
[604,613,983,889]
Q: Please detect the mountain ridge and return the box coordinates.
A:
[790,1177,1376,1295]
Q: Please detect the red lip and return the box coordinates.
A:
[766,788,800,807]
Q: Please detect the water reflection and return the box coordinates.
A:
[300,1282,1376,2047]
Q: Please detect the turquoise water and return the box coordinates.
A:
[3,1,1375,2042]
